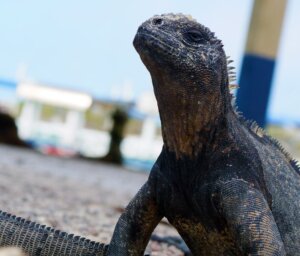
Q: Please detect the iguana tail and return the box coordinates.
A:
[0,211,108,256]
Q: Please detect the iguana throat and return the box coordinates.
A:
[151,75,224,159]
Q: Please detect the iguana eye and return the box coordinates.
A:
[184,30,207,44]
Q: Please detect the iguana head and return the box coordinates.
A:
[134,14,233,158]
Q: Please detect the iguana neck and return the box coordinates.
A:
[152,77,229,159]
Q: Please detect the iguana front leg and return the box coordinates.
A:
[219,179,286,255]
[108,181,163,256]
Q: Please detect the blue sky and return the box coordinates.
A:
[0,1,299,123]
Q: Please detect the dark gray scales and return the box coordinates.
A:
[0,14,299,256]
[0,211,108,255]
[108,14,300,255]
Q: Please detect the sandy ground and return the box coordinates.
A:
[0,145,184,255]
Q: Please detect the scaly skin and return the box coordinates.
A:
[0,211,108,255]
[108,14,300,255]
[1,13,299,256]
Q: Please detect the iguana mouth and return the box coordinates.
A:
[134,27,182,59]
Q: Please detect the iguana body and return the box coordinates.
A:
[108,14,300,255]
[1,14,299,256]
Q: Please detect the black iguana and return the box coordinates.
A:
[108,14,300,255]
[1,13,299,256]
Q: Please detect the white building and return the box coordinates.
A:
[16,81,163,164]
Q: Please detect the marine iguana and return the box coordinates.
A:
[0,13,299,256]
[108,14,300,255]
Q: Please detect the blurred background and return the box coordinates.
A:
[0,0,299,171]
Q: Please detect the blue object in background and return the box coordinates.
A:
[0,79,17,89]
[236,0,287,127]
[237,54,275,127]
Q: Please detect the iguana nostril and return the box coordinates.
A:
[152,18,163,26]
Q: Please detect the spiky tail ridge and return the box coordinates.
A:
[0,211,108,256]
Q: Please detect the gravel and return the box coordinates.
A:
[0,145,184,255]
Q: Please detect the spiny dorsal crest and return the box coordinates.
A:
[227,56,239,92]
[240,117,300,175]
